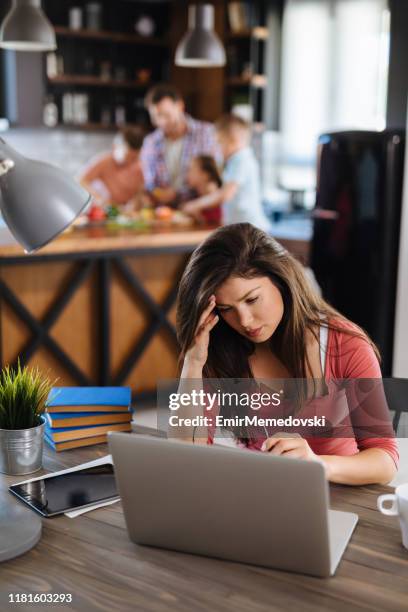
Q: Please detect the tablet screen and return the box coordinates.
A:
[9,464,117,517]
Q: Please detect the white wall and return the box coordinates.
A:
[2,128,113,177]
[392,100,408,377]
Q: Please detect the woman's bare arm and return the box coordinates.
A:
[320,448,397,485]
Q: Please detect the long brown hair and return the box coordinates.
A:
[176,224,379,397]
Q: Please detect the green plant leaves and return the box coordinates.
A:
[0,361,55,430]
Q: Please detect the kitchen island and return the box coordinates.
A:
[0,224,310,398]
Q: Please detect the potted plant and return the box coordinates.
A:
[0,362,53,475]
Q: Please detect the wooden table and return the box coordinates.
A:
[1,441,407,612]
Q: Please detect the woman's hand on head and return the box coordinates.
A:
[185,295,219,369]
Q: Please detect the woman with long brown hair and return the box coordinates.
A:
[176,223,398,485]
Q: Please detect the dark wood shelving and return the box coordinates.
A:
[225,29,252,40]
[223,1,268,122]
[226,27,268,41]
[48,75,150,89]
[54,25,168,47]
[30,1,174,130]
[226,75,267,88]
[226,76,252,86]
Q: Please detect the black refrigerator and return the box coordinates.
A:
[310,130,405,375]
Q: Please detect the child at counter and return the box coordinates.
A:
[79,127,145,208]
[181,114,270,232]
[185,155,222,225]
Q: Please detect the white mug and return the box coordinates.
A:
[377,483,408,549]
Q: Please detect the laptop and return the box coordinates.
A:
[108,433,358,577]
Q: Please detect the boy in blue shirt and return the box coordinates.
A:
[182,114,270,231]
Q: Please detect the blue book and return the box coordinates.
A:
[46,387,131,413]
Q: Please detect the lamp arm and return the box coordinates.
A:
[0,159,15,177]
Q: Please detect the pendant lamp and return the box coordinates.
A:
[175,4,226,68]
[0,0,56,52]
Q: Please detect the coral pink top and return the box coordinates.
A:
[306,320,398,467]
[209,320,399,468]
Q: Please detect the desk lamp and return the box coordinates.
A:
[0,137,90,561]
[0,137,91,252]
[0,501,42,562]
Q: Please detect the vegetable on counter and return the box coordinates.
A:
[87,204,107,222]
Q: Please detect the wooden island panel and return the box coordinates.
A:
[0,226,211,398]
[0,225,310,397]
[109,253,185,392]
[0,260,100,384]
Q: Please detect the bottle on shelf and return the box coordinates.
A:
[46,52,64,78]
[73,94,89,124]
[46,53,57,78]
[86,3,103,31]
[62,92,74,123]
[43,95,58,128]
[100,105,111,126]
[100,61,112,81]
[62,93,89,125]
[114,102,126,127]
[69,7,83,30]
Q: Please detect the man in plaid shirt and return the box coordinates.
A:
[141,83,221,204]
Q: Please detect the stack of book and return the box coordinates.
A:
[45,387,132,451]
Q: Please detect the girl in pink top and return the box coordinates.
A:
[176,223,398,485]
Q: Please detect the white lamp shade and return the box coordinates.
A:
[0,0,56,52]
[0,138,90,253]
[175,4,226,68]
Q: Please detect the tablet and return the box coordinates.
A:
[9,463,118,517]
